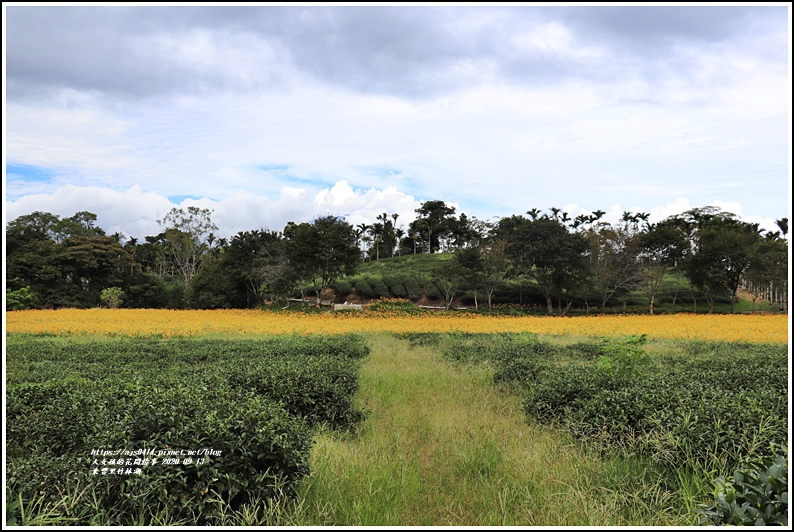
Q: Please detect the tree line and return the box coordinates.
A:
[5,202,789,314]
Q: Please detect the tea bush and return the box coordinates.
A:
[7,379,310,524]
[332,279,353,296]
[6,335,368,525]
[403,276,422,300]
[382,275,407,298]
[353,277,374,298]
[435,333,789,474]
[597,334,649,378]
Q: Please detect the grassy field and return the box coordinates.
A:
[283,334,698,526]
[5,311,789,526]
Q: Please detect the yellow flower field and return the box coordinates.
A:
[5,309,789,344]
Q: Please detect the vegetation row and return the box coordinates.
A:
[6,335,369,526]
[7,202,788,315]
[403,332,789,525]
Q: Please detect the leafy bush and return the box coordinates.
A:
[353,277,374,298]
[371,279,391,299]
[6,335,368,525]
[7,379,311,524]
[696,451,788,526]
[6,286,38,310]
[564,341,604,361]
[422,279,441,299]
[223,354,364,428]
[435,333,788,475]
[403,276,422,300]
[332,279,353,295]
[382,275,407,298]
[597,334,649,378]
[100,287,125,308]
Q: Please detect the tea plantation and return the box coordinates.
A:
[6,335,369,525]
[419,332,787,472]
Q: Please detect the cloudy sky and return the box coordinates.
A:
[4,4,791,240]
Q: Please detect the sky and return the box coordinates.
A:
[3,4,791,241]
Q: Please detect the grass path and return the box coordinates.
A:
[291,334,690,526]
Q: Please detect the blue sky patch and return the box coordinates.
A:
[282,175,334,189]
[369,167,403,179]
[257,164,336,189]
[256,164,291,173]
[167,195,209,203]
[6,162,58,183]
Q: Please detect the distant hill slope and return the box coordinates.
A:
[353,252,452,278]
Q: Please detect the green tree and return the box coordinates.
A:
[6,211,135,308]
[582,215,643,315]
[677,208,763,313]
[224,230,289,306]
[496,212,589,315]
[186,253,239,309]
[157,206,218,290]
[454,246,485,310]
[479,239,509,312]
[410,200,457,253]
[744,231,788,313]
[59,211,106,240]
[122,271,168,308]
[58,235,136,307]
[637,219,688,314]
[284,216,360,306]
[452,237,508,311]
[433,258,465,310]
[6,213,63,304]
[6,286,38,310]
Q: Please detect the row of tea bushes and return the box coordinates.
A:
[423,333,788,474]
[6,334,369,525]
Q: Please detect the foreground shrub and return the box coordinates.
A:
[523,344,788,471]
[696,451,788,526]
[7,380,310,525]
[6,335,368,525]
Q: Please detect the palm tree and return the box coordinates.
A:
[395,227,405,255]
[357,223,370,260]
[369,222,384,261]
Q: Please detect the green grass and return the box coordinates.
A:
[354,252,452,277]
[278,334,698,526]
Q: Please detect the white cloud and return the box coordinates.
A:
[312,181,421,228]
[5,6,789,238]
[4,182,424,241]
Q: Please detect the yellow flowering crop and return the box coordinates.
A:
[5,309,788,344]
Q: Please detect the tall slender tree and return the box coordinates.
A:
[157,206,218,290]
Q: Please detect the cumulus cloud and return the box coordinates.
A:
[4,182,424,241]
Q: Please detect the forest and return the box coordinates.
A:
[5,201,789,314]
